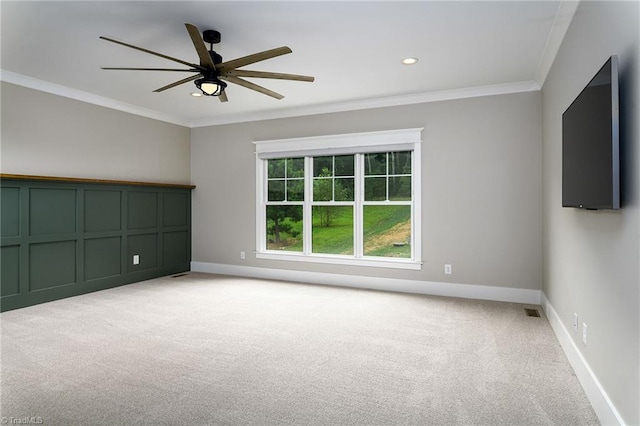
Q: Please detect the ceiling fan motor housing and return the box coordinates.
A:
[203,30,221,44]
[209,50,223,65]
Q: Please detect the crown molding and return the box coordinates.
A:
[2,69,539,129]
[0,70,191,127]
[189,80,541,128]
[534,0,580,87]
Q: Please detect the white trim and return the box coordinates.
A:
[190,81,540,127]
[255,252,422,270]
[412,143,422,263]
[534,0,580,87]
[1,69,539,129]
[254,128,423,159]
[255,157,267,257]
[541,293,625,426]
[191,261,542,305]
[255,130,422,268]
[0,70,190,127]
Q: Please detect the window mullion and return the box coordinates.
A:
[386,153,390,202]
[303,156,313,255]
[283,160,287,201]
[354,154,363,258]
[331,156,336,201]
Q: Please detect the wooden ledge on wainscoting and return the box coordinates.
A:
[0,173,196,189]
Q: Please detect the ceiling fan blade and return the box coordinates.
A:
[185,23,216,69]
[217,47,292,72]
[221,75,284,100]
[223,70,314,82]
[218,91,229,103]
[100,36,203,70]
[102,67,201,72]
[153,74,201,93]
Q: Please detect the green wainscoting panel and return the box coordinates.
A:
[85,190,121,233]
[85,237,121,281]
[1,187,21,237]
[1,245,20,296]
[29,188,77,236]
[0,177,192,312]
[127,233,158,272]
[128,191,158,230]
[163,231,188,266]
[163,192,189,227]
[30,240,77,291]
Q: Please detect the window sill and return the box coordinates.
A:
[255,251,423,270]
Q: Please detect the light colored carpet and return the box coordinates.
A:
[1,273,599,425]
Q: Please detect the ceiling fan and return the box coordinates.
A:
[100,23,314,102]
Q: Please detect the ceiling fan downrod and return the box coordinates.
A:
[203,29,223,65]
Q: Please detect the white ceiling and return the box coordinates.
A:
[1,1,577,127]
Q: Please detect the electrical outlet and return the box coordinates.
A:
[133,254,140,265]
[240,251,246,260]
[582,323,588,345]
[573,313,579,332]
[444,264,452,274]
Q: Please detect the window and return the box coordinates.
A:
[266,157,304,251]
[255,128,422,269]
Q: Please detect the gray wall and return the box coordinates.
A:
[1,82,190,184]
[191,91,542,291]
[541,1,639,424]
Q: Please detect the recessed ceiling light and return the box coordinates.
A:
[190,92,203,97]
[402,57,418,65]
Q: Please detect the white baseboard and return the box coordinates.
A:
[541,293,625,426]
[190,261,541,305]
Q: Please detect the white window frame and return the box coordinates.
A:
[254,128,423,270]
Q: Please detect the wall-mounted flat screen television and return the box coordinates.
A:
[562,55,620,210]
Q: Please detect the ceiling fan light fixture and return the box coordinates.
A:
[101,23,313,102]
[195,76,227,96]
